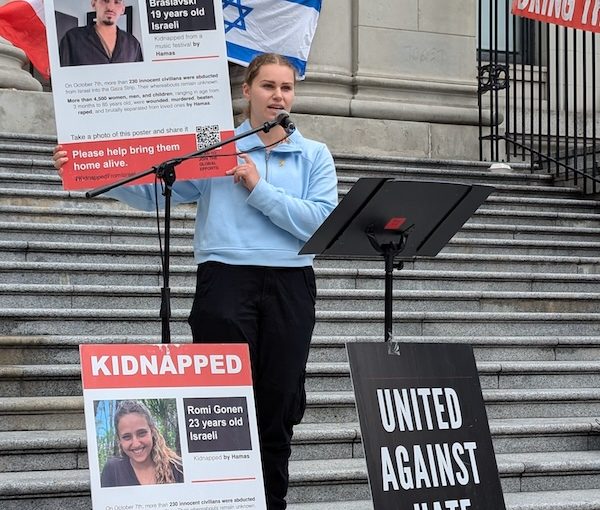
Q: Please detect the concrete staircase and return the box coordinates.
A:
[1,132,600,509]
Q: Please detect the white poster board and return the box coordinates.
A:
[80,343,267,510]
[44,0,236,190]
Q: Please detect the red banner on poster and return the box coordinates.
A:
[80,343,253,389]
[61,131,235,190]
[512,0,600,33]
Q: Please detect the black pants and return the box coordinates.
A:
[187,262,317,510]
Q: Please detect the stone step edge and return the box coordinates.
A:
[0,132,57,143]
[1,451,599,495]
[288,451,600,481]
[5,261,600,285]
[3,283,600,303]
[6,219,600,238]
[3,185,597,207]
[1,416,598,451]
[2,388,600,412]
[4,360,600,379]
[2,308,600,322]
[0,170,571,197]
[0,204,196,220]
[0,150,536,174]
[286,489,600,510]
[331,154,532,170]
[337,176,575,195]
[0,186,600,209]
[2,334,600,348]
[6,203,600,223]
[4,239,600,265]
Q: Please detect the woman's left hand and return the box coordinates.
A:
[226,153,260,191]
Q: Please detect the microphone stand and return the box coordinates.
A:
[86,116,292,344]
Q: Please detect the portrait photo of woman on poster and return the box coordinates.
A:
[95,399,184,487]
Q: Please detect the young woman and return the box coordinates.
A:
[55,53,338,508]
[100,400,183,487]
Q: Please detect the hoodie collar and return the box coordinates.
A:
[235,119,302,154]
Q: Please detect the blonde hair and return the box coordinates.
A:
[244,53,298,86]
[115,400,183,484]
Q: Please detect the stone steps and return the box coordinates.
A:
[4,203,600,231]
[336,175,581,200]
[0,396,84,432]
[0,145,543,182]
[2,136,600,509]
[0,144,54,158]
[4,218,600,245]
[0,430,88,473]
[443,237,600,257]
[307,360,600,391]
[475,207,600,227]
[3,417,597,474]
[306,335,600,363]
[2,450,600,508]
[5,228,600,257]
[0,204,196,228]
[304,388,600,422]
[2,283,600,313]
[4,185,599,215]
[288,489,600,510]
[0,168,581,203]
[1,164,550,189]
[3,360,600,398]
[287,451,600,501]
[4,261,600,292]
[4,238,600,271]
[0,132,55,144]
[5,260,600,293]
[3,387,599,432]
[2,307,600,337]
[2,334,599,365]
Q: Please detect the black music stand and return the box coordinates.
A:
[300,178,494,342]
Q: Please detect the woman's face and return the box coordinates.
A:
[242,64,295,126]
[117,413,154,465]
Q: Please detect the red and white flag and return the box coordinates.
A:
[0,0,49,78]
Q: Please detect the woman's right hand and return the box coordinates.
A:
[53,145,68,176]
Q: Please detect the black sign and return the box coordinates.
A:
[146,0,216,34]
[184,396,251,453]
[347,342,506,510]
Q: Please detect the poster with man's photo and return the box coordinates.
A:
[44,0,236,190]
[80,343,267,510]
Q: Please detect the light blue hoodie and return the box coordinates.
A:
[106,120,338,267]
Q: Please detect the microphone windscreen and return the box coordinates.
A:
[276,110,295,134]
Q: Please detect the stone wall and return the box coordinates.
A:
[0,1,483,158]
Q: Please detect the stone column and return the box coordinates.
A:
[0,37,42,91]
[296,0,483,159]
[0,38,56,135]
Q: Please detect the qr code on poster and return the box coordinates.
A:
[196,124,221,150]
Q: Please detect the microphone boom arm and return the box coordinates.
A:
[86,114,292,198]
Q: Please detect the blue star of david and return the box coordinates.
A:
[222,0,253,33]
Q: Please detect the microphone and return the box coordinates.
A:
[263,110,296,134]
[275,110,296,134]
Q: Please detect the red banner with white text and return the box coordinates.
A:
[80,343,253,389]
[512,0,600,33]
[61,131,235,190]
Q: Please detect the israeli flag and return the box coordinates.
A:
[223,0,322,79]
